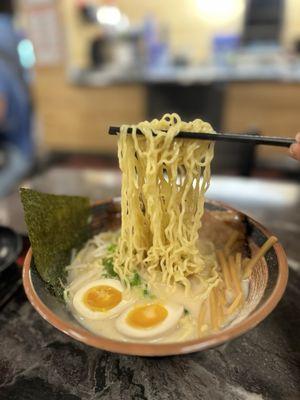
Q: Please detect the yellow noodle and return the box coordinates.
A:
[229,255,242,294]
[198,300,207,335]
[224,231,240,255]
[235,252,242,278]
[209,288,219,331]
[217,251,232,291]
[217,285,227,307]
[243,236,278,279]
[215,286,225,326]
[115,113,215,291]
[226,292,243,315]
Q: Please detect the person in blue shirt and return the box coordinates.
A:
[0,0,33,196]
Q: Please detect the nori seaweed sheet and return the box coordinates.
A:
[20,188,91,298]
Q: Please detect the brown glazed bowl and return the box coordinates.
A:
[23,198,288,357]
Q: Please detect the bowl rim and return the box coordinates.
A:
[22,198,289,356]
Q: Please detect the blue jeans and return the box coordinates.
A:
[0,144,32,197]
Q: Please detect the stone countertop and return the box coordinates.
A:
[0,169,299,400]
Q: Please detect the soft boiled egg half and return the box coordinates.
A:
[116,302,184,339]
[73,279,130,320]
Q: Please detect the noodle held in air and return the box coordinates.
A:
[115,113,215,291]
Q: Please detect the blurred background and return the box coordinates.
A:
[0,0,300,197]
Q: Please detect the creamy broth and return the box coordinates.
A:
[68,283,198,343]
[64,231,250,343]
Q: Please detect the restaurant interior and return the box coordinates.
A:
[1,0,300,189]
[0,1,299,398]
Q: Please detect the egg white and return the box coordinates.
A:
[72,279,130,320]
[115,302,184,339]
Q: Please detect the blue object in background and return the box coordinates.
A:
[0,14,34,196]
[17,38,36,70]
[213,34,240,66]
[143,15,169,69]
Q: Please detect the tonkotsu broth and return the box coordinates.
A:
[64,231,250,343]
[68,281,198,343]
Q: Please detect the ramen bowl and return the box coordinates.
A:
[23,198,288,356]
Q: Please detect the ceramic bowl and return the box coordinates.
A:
[23,198,288,356]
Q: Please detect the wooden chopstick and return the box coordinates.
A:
[108,126,295,147]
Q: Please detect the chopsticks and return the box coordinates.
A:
[108,126,295,147]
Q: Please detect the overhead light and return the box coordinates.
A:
[96,5,122,26]
[196,0,245,24]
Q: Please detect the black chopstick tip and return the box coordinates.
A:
[108,126,120,135]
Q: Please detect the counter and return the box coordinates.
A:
[70,62,300,87]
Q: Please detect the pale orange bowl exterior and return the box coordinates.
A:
[23,200,288,356]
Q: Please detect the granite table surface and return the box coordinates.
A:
[0,168,299,400]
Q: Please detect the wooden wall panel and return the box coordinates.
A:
[33,67,146,153]
[223,83,300,161]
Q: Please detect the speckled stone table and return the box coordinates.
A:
[0,169,299,400]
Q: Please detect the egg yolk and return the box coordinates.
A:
[83,285,122,312]
[126,304,168,328]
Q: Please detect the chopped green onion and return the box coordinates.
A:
[130,271,142,287]
[103,257,118,278]
[107,243,117,253]
[184,308,189,316]
[143,288,155,299]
